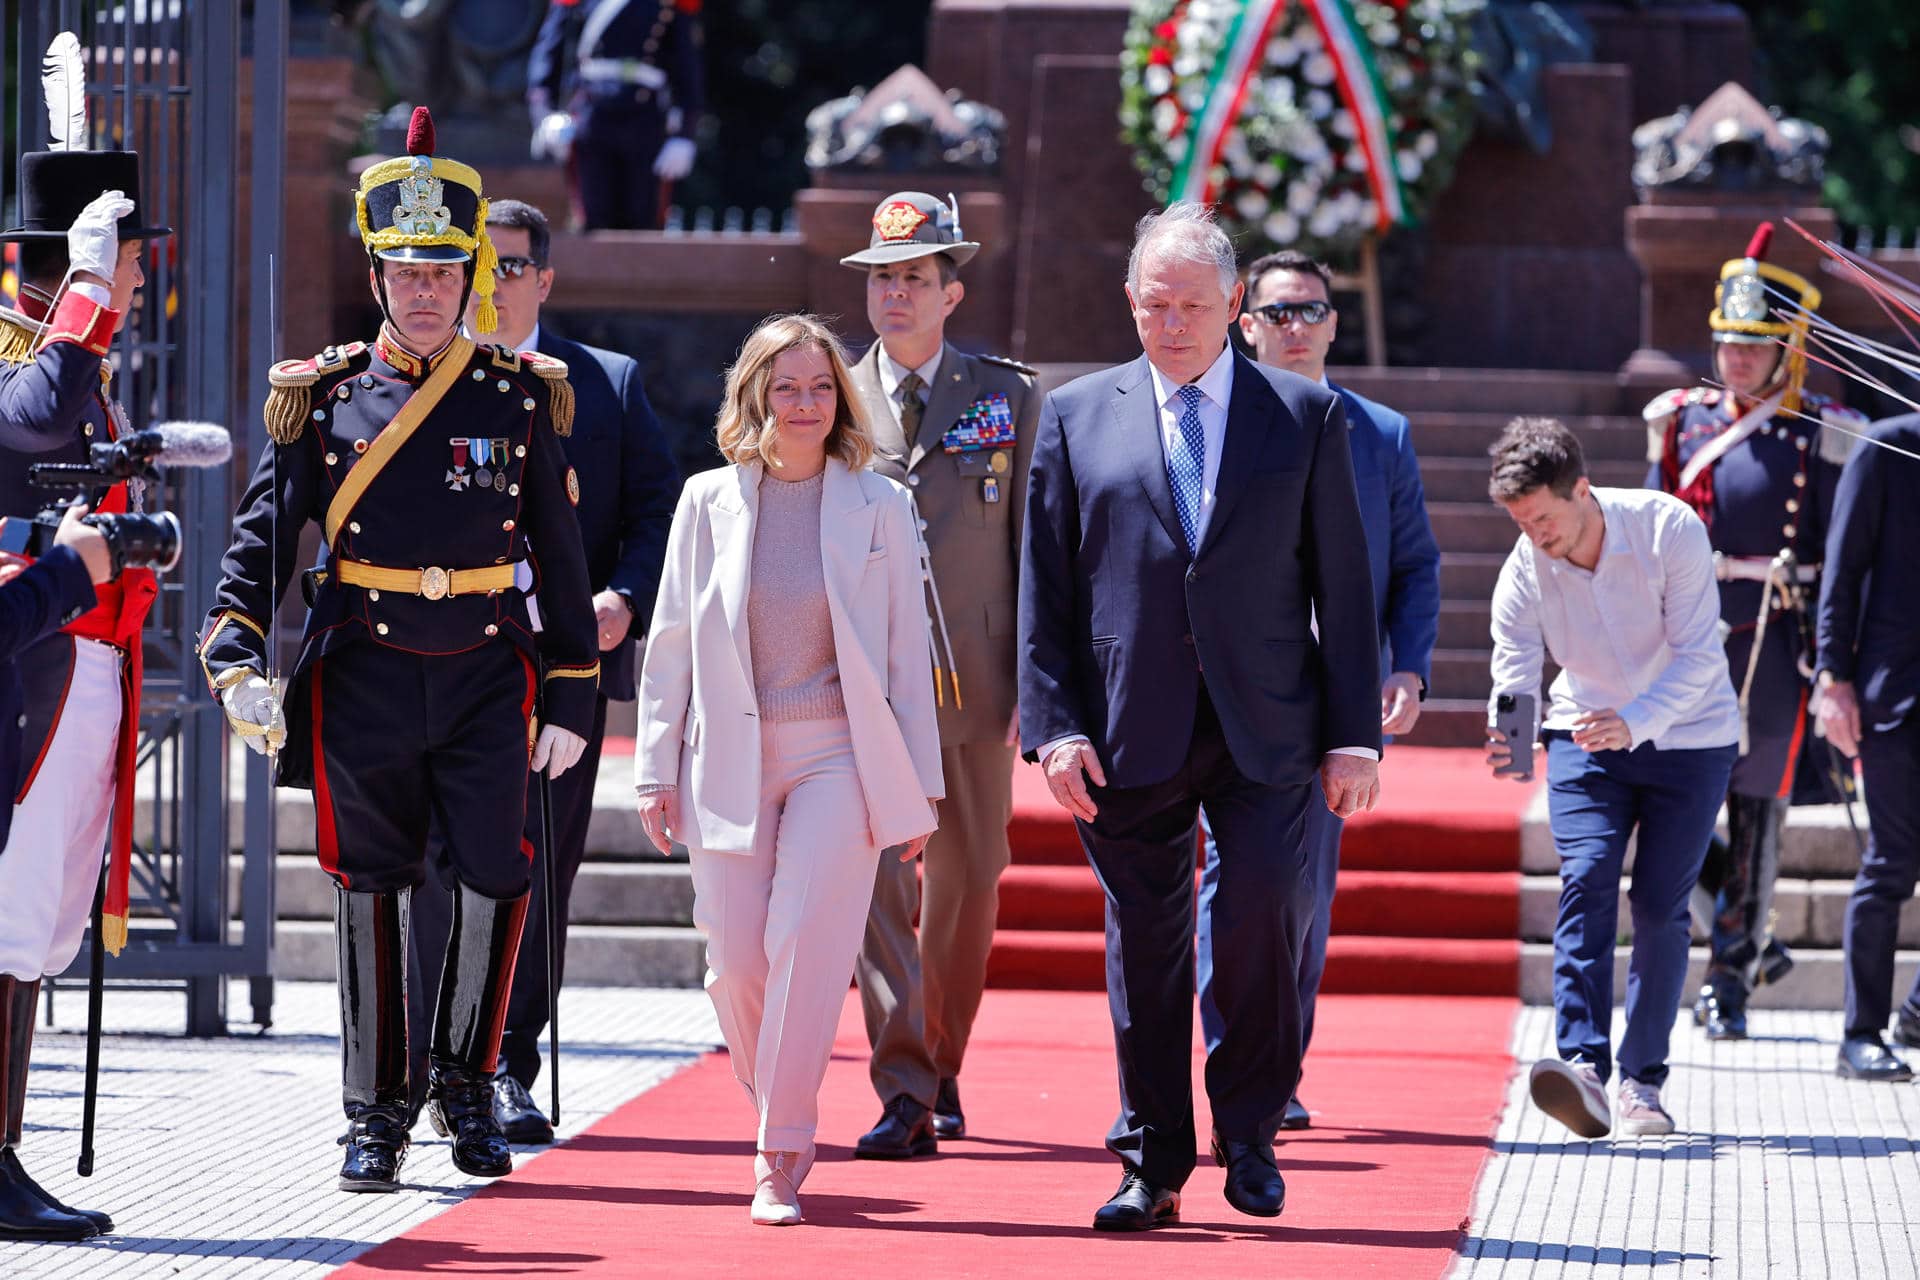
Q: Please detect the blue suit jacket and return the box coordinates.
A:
[1817,413,1920,729]
[1019,350,1382,789]
[537,330,681,702]
[1333,385,1441,687]
[0,546,94,848]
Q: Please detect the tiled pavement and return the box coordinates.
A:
[1457,1007,1920,1279]
[0,980,722,1279]
[6,988,1917,1277]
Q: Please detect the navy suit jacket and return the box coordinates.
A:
[0,545,94,848]
[1019,350,1382,790]
[537,329,681,702]
[1334,385,1441,687]
[1816,413,1920,729]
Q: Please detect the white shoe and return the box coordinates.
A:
[750,1150,806,1226]
[1529,1058,1611,1139]
[1615,1077,1675,1136]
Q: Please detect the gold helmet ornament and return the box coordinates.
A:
[354,106,500,334]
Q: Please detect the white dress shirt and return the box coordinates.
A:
[876,346,943,432]
[1488,486,1739,750]
[1041,345,1376,767]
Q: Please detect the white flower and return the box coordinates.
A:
[1345,147,1370,173]
[1167,136,1189,163]
[1304,53,1337,86]
[1330,109,1357,139]
[1267,36,1299,67]
[1181,88,1210,113]
[1360,199,1378,226]
[1308,205,1345,238]
[1173,53,1204,79]
[1153,99,1181,138]
[1264,210,1302,244]
[1287,181,1318,215]
[1144,65,1173,97]
[1307,90,1335,119]
[1295,23,1323,51]
[1255,160,1283,187]
[1397,150,1423,181]
[1416,131,1438,159]
[1236,190,1271,220]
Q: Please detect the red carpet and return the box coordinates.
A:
[334,989,1516,1277]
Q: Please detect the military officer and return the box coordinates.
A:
[528,0,706,231]
[1645,222,1861,1040]
[199,108,600,1193]
[841,192,1038,1157]
[0,133,169,1241]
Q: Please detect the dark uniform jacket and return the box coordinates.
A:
[0,546,95,849]
[529,0,706,145]
[1646,385,1861,799]
[1817,414,1920,731]
[199,332,600,788]
[536,328,680,701]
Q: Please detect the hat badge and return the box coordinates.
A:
[874,200,928,243]
[395,161,451,237]
[1721,271,1767,324]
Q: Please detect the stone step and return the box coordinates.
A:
[232,855,695,925]
[1404,413,1647,460]
[1329,368,1629,417]
[275,918,707,987]
[1519,942,1920,1010]
[1429,501,1536,554]
[1521,789,1872,879]
[1520,875,1920,950]
[1438,598,1494,649]
[1441,552,1507,599]
[1392,699,1490,748]
[1419,455,1645,504]
[1428,649,1496,703]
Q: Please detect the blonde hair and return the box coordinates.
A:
[715,314,875,472]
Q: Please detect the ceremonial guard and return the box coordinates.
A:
[199,109,600,1192]
[840,193,1039,1156]
[0,49,169,1238]
[528,0,707,230]
[1645,223,1861,1040]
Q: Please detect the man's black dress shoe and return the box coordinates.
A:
[1837,1036,1914,1082]
[1894,1004,1920,1051]
[932,1077,966,1140]
[1092,1170,1179,1232]
[1279,1096,1311,1130]
[3,1151,111,1233]
[1211,1134,1286,1218]
[854,1094,937,1159]
[493,1075,555,1145]
[338,1111,411,1193]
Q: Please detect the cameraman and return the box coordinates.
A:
[1483,418,1738,1142]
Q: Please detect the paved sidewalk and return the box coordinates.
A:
[1457,1007,1920,1279]
[0,980,721,1279]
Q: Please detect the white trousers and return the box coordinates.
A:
[690,716,881,1156]
[0,638,122,981]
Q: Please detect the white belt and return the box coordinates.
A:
[1715,554,1817,585]
[580,58,668,90]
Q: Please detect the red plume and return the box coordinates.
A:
[405,106,435,157]
[1745,221,1774,261]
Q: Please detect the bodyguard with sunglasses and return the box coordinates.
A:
[407,198,682,1143]
[1192,250,1440,1129]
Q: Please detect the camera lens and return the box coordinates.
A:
[87,511,183,575]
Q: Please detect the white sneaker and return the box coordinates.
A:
[1616,1077,1675,1136]
[750,1150,807,1226]
[1529,1058,1611,1139]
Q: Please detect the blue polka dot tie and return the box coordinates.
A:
[1168,383,1207,555]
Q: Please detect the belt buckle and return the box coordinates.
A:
[419,566,451,601]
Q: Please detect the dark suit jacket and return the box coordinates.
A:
[538,329,681,702]
[1,545,94,848]
[1335,385,1440,688]
[1817,413,1920,729]
[1019,349,1382,789]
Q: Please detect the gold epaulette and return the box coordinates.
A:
[1810,394,1867,465]
[264,343,367,444]
[521,350,574,437]
[978,352,1038,379]
[0,311,41,365]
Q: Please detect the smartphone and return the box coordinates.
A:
[0,517,33,556]
[1493,692,1537,781]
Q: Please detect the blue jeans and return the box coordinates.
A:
[1546,733,1736,1086]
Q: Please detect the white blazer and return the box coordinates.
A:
[634,457,944,853]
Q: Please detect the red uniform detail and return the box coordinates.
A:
[311,661,347,886]
[406,106,436,157]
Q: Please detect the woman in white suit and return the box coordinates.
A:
[634,314,943,1226]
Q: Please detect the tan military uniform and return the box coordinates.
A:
[849,338,1037,1109]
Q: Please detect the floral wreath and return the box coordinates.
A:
[1121,0,1481,263]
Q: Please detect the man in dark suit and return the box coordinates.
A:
[409,198,681,1141]
[1019,202,1382,1231]
[1815,415,1920,1082]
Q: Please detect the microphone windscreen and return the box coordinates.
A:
[150,420,233,466]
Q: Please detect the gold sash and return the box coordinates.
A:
[323,335,474,547]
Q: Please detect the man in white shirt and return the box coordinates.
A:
[1485,417,1738,1140]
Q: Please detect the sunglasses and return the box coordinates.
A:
[492,256,542,279]
[1251,301,1332,327]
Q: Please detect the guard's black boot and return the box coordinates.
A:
[0,976,97,1241]
[1895,1001,1920,1051]
[1697,972,1749,1041]
[4,979,111,1233]
[1700,794,1789,1036]
[336,889,412,1192]
[425,884,528,1179]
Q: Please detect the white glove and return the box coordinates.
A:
[222,675,286,756]
[653,136,696,181]
[531,111,576,163]
[67,189,134,286]
[531,724,587,779]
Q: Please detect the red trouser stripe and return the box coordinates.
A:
[311,661,348,887]
[1775,686,1811,799]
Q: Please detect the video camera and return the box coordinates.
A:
[0,422,231,576]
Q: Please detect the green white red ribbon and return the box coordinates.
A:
[1170,0,1410,233]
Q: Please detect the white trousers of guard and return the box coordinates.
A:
[0,638,121,981]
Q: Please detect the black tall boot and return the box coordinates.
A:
[4,978,112,1233]
[0,976,98,1241]
[1700,795,1790,1041]
[336,888,413,1193]
[425,884,528,1178]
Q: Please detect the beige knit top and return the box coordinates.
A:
[747,470,846,722]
